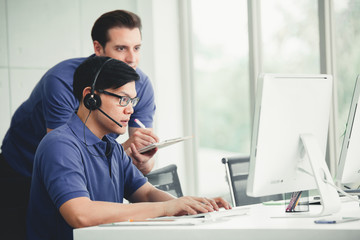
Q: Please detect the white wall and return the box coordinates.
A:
[1,0,189,193]
[146,0,187,190]
[0,0,10,140]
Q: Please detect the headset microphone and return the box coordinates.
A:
[97,108,123,128]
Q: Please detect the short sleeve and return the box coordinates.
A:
[42,73,78,130]
[42,59,84,130]
[36,134,89,209]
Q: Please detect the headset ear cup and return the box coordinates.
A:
[84,93,101,110]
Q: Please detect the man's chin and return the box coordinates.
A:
[116,127,127,135]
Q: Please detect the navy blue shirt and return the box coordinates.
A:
[26,113,147,240]
[1,56,155,177]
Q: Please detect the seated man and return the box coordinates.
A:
[26,56,230,240]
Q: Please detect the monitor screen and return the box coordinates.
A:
[246,74,340,216]
[337,75,360,186]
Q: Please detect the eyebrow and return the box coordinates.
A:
[117,91,130,97]
[113,45,127,49]
[113,90,137,98]
[113,43,142,48]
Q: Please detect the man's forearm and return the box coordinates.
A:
[137,158,155,175]
[60,197,166,228]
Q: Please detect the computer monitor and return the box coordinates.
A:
[247,74,341,217]
[336,75,360,189]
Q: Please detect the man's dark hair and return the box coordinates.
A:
[91,10,142,48]
[73,56,139,102]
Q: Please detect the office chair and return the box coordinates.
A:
[145,164,183,198]
[222,156,283,207]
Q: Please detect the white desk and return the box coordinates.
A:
[74,201,360,240]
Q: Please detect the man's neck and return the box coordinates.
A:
[77,108,106,140]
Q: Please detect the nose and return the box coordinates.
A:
[124,103,134,115]
[124,50,137,68]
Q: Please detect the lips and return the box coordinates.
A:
[120,119,129,126]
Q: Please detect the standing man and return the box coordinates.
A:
[0,10,158,239]
[27,56,231,240]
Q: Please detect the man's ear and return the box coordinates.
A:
[82,87,92,100]
[93,41,104,56]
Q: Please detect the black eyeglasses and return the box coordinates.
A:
[97,89,139,107]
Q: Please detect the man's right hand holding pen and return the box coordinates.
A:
[122,119,160,175]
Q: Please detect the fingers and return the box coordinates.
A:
[182,197,214,215]
[148,130,160,143]
[164,196,232,217]
[132,129,159,147]
[130,144,156,175]
[206,198,219,211]
[164,197,211,216]
[213,197,232,210]
[130,143,157,162]
[192,197,232,211]
[180,197,215,214]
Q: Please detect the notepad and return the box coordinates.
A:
[138,136,193,153]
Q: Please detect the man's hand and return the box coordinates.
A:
[162,196,232,217]
[129,143,157,174]
[122,127,159,175]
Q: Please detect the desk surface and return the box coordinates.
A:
[74,201,360,240]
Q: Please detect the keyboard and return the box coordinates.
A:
[157,206,250,221]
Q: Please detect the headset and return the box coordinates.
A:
[83,58,123,128]
[84,58,112,111]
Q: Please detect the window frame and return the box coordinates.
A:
[180,0,340,195]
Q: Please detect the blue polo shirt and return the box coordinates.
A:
[26,113,147,240]
[1,56,156,177]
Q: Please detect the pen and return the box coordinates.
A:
[134,119,146,129]
[291,191,302,211]
[314,217,360,224]
[286,191,302,212]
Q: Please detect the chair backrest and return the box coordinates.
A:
[222,156,283,207]
[145,164,183,198]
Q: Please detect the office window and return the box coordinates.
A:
[191,0,250,197]
[261,0,320,73]
[333,0,360,150]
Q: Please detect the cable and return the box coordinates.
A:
[298,166,360,203]
[83,110,111,158]
[323,179,360,203]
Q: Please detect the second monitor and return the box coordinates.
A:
[336,75,360,190]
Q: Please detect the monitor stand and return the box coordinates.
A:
[274,134,341,218]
